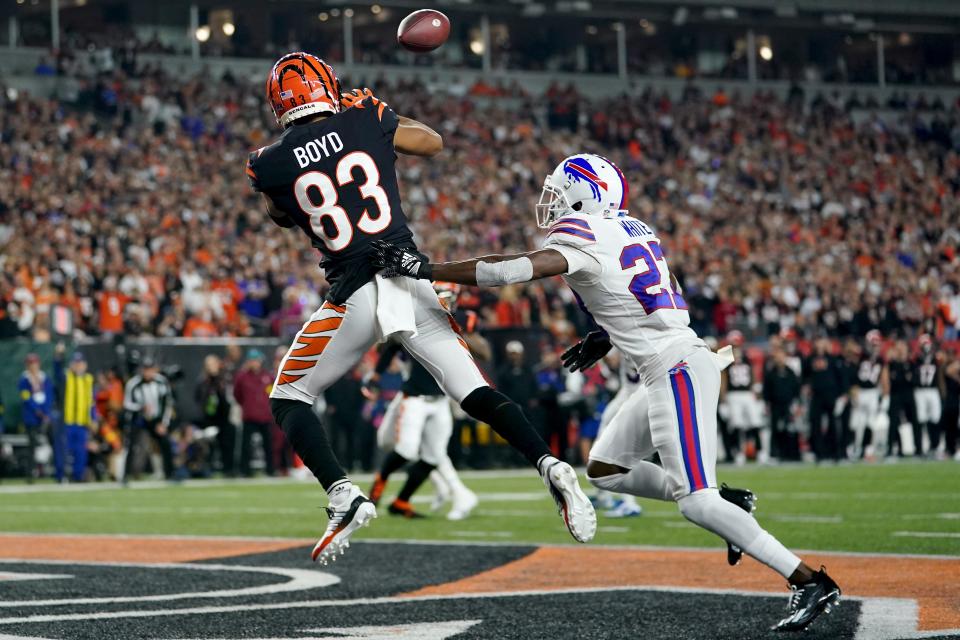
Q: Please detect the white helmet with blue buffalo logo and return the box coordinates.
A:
[536,153,629,228]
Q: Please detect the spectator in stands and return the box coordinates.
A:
[18,353,54,481]
[195,355,236,477]
[233,349,275,477]
[122,357,174,482]
[53,345,97,483]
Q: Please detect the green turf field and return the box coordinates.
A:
[2,461,958,555]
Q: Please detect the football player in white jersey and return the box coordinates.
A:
[372,153,841,632]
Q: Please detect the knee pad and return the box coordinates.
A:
[677,488,722,527]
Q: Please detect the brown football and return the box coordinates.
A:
[397,9,450,53]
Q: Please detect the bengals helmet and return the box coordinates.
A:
[266,52,341,128]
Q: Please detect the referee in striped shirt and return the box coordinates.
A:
[122,357,174,483]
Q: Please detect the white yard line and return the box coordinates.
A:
[891,531,960,539]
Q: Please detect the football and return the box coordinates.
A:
[397,9,450,53]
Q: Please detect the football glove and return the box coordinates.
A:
[340,87,378,110]
[370,240,433,280]
[561,330,613,372]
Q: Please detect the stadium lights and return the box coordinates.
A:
[469,39,484,55]
[759,45,773,61]
[344,8,354,18]
[222,22,235,37]
[319,12,329,21]
[371,4,381,14]
[195,25,211,42]
[330,8,341,17]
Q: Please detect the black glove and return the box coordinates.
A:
[370,240,433,280]
[561,330,613,372]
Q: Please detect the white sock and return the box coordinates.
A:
[759,427,772,458]
[678,489,801,579]
[435,457,468,494]
[588,461,675,502]
[537,454,559,475]
[327,480,356,508]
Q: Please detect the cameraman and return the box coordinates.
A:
[121,356,174,482]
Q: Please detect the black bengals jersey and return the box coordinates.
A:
[247,96,415,304]
[726,362,754,392]
[914,353,939,389]
[887,360,914,397]
[856,355,883,389]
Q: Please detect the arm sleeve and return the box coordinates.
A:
[245,151,262,192]
[363,96,399,140]
[541,217,601,276]
[546,244,601,277]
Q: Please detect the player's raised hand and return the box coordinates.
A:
[561,330,613,372]
[370,240,433,280]
[340,87,379,110]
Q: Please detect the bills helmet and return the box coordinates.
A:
[266,52,341,128]
[536,153,629,228]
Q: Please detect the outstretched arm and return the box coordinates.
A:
[394,116,443,157]
[371,241,569,286]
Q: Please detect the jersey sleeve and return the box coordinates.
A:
[542,216,601,276]
[361,95,399,140]
[245,150,263,192]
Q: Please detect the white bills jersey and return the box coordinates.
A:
[543,213,704,383]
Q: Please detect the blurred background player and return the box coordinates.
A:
[803,337,842,463]
[762,345,802,462]
[913,335,944,458]
[248,53,595,563]
[721,331,767,465]
[374,152,841,631]
[850,330,885,460]
[367,283,482,521]
[565,340,642,518]
[885,339,918,458]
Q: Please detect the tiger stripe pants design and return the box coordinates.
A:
[270,279,487,407]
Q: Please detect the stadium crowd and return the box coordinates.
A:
[1,53,959,480]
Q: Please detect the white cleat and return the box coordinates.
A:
[446,488,479,521]
[542,460,597,543]
[311,487,377,565]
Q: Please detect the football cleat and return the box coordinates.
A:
[720,482,757,566]
[369,473,387,507]
[446,487,479,521]
[388,499,426,519]
[312,488,377,565]
[541,459,597,543]
[773,567,841,632]
[603,499,643,519]
[590,490,617,511]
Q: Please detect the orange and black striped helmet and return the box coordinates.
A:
[266,52,341,128]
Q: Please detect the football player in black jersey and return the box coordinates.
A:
[247,53,595,563]
[850,330,885,459]
[913,334,944,457]
[885,339,919,457]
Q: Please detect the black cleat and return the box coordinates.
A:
[773,566,842,632]
[719,483,756,566]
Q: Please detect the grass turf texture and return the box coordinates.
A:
[2,461,957,556]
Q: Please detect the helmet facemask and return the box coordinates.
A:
[536,176,578,229]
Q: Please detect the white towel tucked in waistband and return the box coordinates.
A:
[712,344,735,371]
[375,273,417,341]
